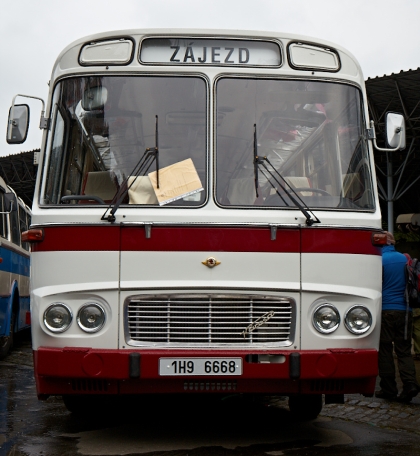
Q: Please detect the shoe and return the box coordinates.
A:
[397,384,419,403]
[375,390,397,400]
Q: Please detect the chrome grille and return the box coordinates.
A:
[125,294,295,346]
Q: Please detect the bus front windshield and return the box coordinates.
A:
[215,78,375,210]
[42,76,207,207]
[41,75,374,212]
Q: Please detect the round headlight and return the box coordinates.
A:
[77,303,106,333]
[344,306,372,334]
[44,303,72,333]
[313,304,340,334]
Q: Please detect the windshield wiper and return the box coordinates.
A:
[101,115,160,222]
[253,124,320,226]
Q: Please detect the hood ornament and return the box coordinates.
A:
[202,257,221,268]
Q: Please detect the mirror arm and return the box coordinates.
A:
[368,120,403,152]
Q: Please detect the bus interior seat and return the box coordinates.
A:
[284,176,313,196]
[127,176,159,205]
[82,171,119,203]
[226,177,255,205]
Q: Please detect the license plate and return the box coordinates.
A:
[159,358,242,376]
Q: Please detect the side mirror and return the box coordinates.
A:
[6,104,30,144]
[82,86,108,111]
[386,112,406,150]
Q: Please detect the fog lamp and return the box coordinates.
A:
[344,306,372,334]
[312,304,340,334]
[44,303,72,333]
[77,303,106,333]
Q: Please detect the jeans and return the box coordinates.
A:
[378,310,417,395]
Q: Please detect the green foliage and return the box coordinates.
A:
[394,231,420,243]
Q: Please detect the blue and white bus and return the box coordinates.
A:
[0,176,31,359]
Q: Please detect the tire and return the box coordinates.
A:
[62,395,114,415]
[0,313,15,360]
[63,395,90,414]
[288,394,323,420]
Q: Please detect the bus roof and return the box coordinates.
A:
[51,28,362,82]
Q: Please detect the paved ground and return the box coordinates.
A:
[320,357,420,435]
[3,332,420,437]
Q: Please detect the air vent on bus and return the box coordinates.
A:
[125,294,295,346]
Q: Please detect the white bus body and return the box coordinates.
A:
[20,29,387,417]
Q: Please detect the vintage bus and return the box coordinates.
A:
[7,29,405,418]
[0,176,31,359]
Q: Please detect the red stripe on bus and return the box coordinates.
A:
[121,226,299,252]
[30,225,381,255]
[30,226,121,252]
[301,228,382,256]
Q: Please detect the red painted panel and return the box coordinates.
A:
[34,348,377,395]
[34,347,377,380]
[30,225,381,255]
[301,228,382,256]
[31,226,121,252]
[121,226,299,253]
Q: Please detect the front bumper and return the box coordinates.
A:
[34,347,378,396]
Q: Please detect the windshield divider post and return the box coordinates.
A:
[253,124,259,198]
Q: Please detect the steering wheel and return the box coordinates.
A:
[288,187,330,196]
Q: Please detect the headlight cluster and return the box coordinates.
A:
[43,302,106,334]
[312,304,372,335]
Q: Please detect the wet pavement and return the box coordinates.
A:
[1,332,420,455]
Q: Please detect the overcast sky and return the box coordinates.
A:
[1,0,420,156]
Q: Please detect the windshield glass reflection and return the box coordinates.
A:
[215,78,374,210]
[41,76,207,207]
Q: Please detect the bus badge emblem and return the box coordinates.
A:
[241,311,275,338]
[202,257,221,268]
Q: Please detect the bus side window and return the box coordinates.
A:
[9,197,20,246]
[0,190,7,239]
[44,107,66,204]
[19,203,30,250]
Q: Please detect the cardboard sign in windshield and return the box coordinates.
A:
[148,158,203,206]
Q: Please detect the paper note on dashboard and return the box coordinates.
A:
[148,158,203,206]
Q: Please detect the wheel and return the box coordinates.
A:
[62,395,117,414]
[288,394,323,420]
[0,313,15,360]
[63,395,92,414]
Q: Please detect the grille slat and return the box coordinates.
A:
[126,294,294,346]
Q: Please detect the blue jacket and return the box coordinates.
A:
[382,245,408,311]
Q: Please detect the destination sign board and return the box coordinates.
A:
[140,38,281,67]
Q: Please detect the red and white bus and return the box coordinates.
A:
[8,29,405,418]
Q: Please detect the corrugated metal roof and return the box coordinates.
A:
[0,150,38,207]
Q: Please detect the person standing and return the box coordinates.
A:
[412,308,420,360]
[376,231,419,402]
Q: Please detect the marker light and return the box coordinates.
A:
[21,228,44,243]
[77,303,106,333]
[371,232,387,246]
[312,304,340,334]
[344,306,372,334]
[44,303,72,333]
